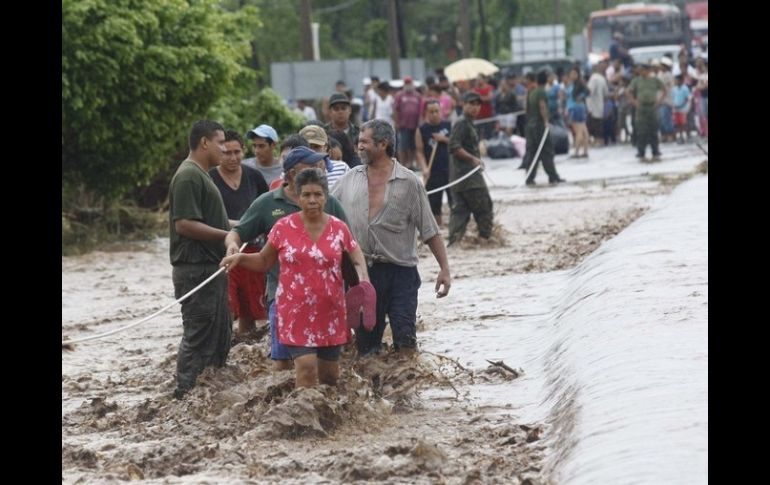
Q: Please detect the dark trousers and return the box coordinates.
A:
[356,263,420,354]
[426,170,453,216]
[448,187,494,245]
[172,263,231,391]
[524,124,560,183]
[635,105,661,157]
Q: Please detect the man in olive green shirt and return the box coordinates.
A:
[168,120,232,399]
[447,91,493,246]
[525,70,564,186]
[628,63,667,161]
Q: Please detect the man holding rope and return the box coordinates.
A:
[168,120,232,399]
[524,70,565,186]
[447,91,494,247]
[415,100,452,227]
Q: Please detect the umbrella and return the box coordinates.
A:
[444,58,500,83]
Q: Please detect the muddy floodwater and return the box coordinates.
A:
[63,170,684,483]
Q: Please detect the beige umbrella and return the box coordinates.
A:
[443,58,499,83]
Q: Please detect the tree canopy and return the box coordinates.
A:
[62,0,259,200]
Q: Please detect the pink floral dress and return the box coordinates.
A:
[268,213,358,347]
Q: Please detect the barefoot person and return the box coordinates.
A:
[222,166,368,387]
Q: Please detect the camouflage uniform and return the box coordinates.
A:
[524,86,561,184]
[323,121,359,148]
[447,116,493,245]
[629,75,665,158]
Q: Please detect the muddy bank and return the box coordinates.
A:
[63,181,671,484]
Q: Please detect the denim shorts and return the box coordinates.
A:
[268,301,292,360]
[569,104,587,123]
[285,345,343,361]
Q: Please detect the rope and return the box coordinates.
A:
[61,242,247,346]
[511,126,550,191]
[472,111,525,125]
[426,164,482,195]
[424,126,549,195]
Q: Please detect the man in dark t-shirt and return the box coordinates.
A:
[168,120,231,399]
[524,70,564,186]
[416,100,452,227]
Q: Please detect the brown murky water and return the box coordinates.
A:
[62,182,671,484]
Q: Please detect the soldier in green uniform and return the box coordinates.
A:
[524,70,565,186]
[627,63,667,161]
[447,91,494,246]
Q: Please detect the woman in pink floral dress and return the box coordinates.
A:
[221,168,368,387]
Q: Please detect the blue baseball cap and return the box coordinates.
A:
[247,124,278,143]
[283,146,332,173]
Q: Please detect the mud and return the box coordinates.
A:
[62,182,671,484]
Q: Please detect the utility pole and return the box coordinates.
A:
[459,0,471,58]
[387,0,401,79]
[477,0,489,59]
[299,0,314,61]
[395,0,407,58]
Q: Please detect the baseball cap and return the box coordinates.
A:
[463,91,482,103]
[403,75,413,84]
[247,124,278,143]
[329,93,351,107]
[282,146,330,172]
[299,125,328,147]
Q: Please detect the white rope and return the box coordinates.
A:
[62,242,247,346]
[426,164,482,195]
[425,126,550,195]
[511,126,550,191]
[472,110,525,125]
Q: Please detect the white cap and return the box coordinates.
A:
[363,77,371,85]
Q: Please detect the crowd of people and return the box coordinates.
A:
[167,46,708,397]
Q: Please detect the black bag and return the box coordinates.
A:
[486,132,519,159]
[549,123,570,155]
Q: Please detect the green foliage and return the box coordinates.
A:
[62,0,257,201]
[208,87,305,142]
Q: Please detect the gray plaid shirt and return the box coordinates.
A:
[331,160,438,267]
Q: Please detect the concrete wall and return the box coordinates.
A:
[270,58,426,100]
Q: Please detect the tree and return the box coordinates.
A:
[62,0,257,201]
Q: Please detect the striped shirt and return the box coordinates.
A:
[326,159,350,190]
[332,159,439,267]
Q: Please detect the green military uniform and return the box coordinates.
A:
[168,160,231,395]
[447,116,493,245]
[629,75,665,158]
[323,121,360,149]
[524,86,561,184]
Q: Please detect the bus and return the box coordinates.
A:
[586,3,691,65]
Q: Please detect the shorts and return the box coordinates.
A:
[569,104,587,123]
[268,300,291,360]
[285,345,343,361]
[674,111,687,127]
[398,128,416,151]
[227,244,267,320]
